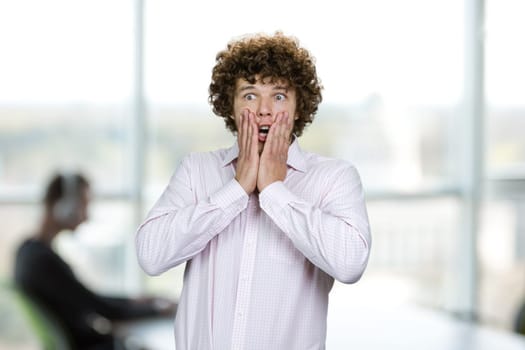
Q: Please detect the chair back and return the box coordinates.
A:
[0,280,72,350]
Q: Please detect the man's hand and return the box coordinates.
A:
[235,109,259,194]
[133,296,178,316]
[257,112,292,192]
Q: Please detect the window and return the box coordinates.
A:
[1,0,520,333]
[0,0,135,293]
[481,0,525,330]
[143,0,466,312]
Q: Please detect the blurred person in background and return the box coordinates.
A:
[516,300,525,335]
[136,32,371,349]
[14,172,177,350]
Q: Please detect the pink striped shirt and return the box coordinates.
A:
[136,139,371,349]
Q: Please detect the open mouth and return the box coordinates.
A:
[259,125,270,135]
[258,125,270,142]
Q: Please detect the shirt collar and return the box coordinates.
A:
[221,136,308,173]
[287,137,308,172]
[222,142,240,167]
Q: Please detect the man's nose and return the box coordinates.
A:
[257,97,272,119]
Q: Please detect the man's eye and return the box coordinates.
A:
[275,93,286,101]
[244,93,256,101]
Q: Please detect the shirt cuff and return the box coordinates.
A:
[209,178,249,211]
[259,181,302,212]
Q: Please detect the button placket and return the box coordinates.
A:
[231,195,259,350]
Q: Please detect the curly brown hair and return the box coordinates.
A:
[209,32,323,137]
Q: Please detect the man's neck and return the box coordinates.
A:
[34,216,61,245]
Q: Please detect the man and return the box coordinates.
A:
[15,173,176,350]
[136,32,371,349]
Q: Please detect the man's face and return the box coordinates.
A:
[64,187,90,231]
[232,76,297,153]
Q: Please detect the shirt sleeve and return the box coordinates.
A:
[135,154,249,276]
[259,163,371,283]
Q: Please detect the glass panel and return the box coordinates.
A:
[0,0,134,192]
[479,198,525,330]
[482,0,525,332]
[55,200,134,294]
[0,108,132,195]
[144,0,463,191]
[143,0,464,308]
[0,1,135,295]
[486,0,525,177]
[0,200,134,295]
[0,1,133,104]
[366,197,462,306]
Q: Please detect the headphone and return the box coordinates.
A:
[52,173,81,225]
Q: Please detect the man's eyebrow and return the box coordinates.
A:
[273,85,289,91]
[236,83,290,93]
[237,85,256,92]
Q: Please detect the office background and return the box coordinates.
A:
[0,0,524,343]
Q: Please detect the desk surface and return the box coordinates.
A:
[326,283,525,350]
[116,303,525,350]
[115,316,175,350]
[328,304,525,350]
